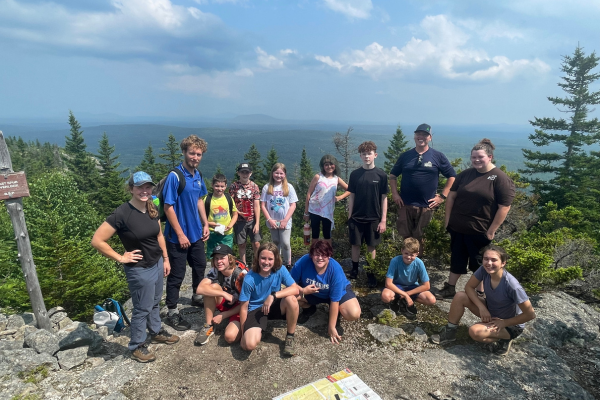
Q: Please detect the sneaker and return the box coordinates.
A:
[390,296,401,313]
[194,323,214,346]
[491,338,513,356]
[151,328,180,345]
[367,273,377,288]
[166,312,191,331]
[430,326,457,345]
[401,298,417,320]
[191,296,204,308]
[435,282,456,300]
[297,305,317,324]
[283,334,295,357]
[131,343,156,363]
[349,269,358,280]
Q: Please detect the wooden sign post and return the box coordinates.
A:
[0,131,51,331]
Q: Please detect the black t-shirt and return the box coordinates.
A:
[106,202,162,268]
[348,167,388,223]
[448,167,515,235]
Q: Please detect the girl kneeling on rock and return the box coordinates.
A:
[239,242,299,357]
[431,245,535,356]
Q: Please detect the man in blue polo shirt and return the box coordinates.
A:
[164,135,210,331]
[389,124,456,254]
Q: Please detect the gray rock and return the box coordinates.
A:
[523,292,600,347]
[57,346,89,370]
[0,348,59,375]
[370,305,388,318]
[97,326,109,340]
[367,324,404,343]
[85,357,105,368]
[14,325,37,341]
[0,314,7,331]
[21,312,36,327]
[102,392,129,400]
[57,321,98,350]
[411,326,428,342]
[0,329,17,338]
[0,339,24,350]
[58,317,73,330]
[25,329,60,355]
[6,314,25,330]
[569,337,585,347]
[0,376,37,400]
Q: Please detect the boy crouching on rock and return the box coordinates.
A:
[431,245,535,355]
[381,238,436,320]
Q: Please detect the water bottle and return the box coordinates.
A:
[303,223,311,246]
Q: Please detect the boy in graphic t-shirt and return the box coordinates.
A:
[205,174,238,258]
[229,163,262,264]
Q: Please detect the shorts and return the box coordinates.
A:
[243,298,286,331]
[505,325,524,340]
[391,284,424,301]
[304,284,356,305]
[206,232,234,258]
[397,206,433,239]
[309,213,333,240]
[348,218,381,247]
[234,219,262,245]
[216,298,240,323]
[448,228,491,274]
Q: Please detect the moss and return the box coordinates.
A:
[17,365,49,384]
[11,394,41,400]
[377,309,396,325]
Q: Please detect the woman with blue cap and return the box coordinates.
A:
[91,171,179,363]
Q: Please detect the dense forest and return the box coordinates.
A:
[1,46,599,320]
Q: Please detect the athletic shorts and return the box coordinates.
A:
[304,284,356,305]
[243,298,286,332]
[390,284,431,301]
[234,219,262,245]
[397,206,433,240]
[505,325,524,340]
[206,232,234,258]
[448,228,491,274]
[348,218,381,247]
[216,298,240,323]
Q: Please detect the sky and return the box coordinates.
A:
[1,0,599,125]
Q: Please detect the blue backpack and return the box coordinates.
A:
[99,298,130,333]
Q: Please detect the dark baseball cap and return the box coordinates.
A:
[414,124,432,135]
[212,244,233,257]
[237,163,252,172]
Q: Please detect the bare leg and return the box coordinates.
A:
[448,291,480,325]
[367,246,376,261]
[240,327,262,351]
[339,298,361,321]
[238,242,247,265]
[281,296,299,334]
[224,321,242,344]
[415,291,436,305]
[351,245,361,263]
[448,272,462,286]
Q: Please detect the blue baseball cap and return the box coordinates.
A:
[129,171,156,187]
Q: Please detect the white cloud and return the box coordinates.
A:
[322,0,372,19]
[255,47,299,70]
[458,19,524,41]
[315,15,550,81]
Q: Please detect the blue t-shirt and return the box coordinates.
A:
[473,266,529,328]
[163,164,208,244]
[239,268,296,312]
[386,256,429,287]
[290,255,350,302]
[389,148,456,208]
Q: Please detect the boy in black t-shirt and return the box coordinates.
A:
[347,141,388,288]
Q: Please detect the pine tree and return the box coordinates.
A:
[296,148,314,199]
[263,146,279,180]
[384,125,410,172]
[244,144,264,183]
[63,110,98,193]
[332,127,358,181]
[95,133,128,216]
[160,133,181,169]
[138,142,167,180]
[521,46,600,209]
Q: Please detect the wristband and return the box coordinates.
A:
[271,291,277,299]
[438,193,447,200]
[303,212,309,217]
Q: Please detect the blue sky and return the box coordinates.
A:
[1,0,599,124]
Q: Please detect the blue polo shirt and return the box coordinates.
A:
[239,268,296,312]
[290,255,350,302]
[389,148,456,208]
[163,163,207,244]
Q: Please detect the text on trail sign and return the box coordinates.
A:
[0,172,30,200]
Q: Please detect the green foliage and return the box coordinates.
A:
[95,133,129,217]
[160,133,181,169]
[138,142,167,180]
[364,231,404,282]
[62,111,98,193]
[290,236,308,259]
[383,125,409,172]
[5,137,62,178]
[292,148,314,234]
[17,365,48,384]
[263,146,279,180]
[244,144,265,185]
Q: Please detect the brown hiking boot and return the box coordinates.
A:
[435,282,456,300]
[131,343,156,363]
[151,328,180,345]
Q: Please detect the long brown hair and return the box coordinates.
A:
[267,163,289,196]
[252,242,282,273]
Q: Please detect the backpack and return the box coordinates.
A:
[96,298,130,333]
[153,168,203,222]
[205,192,234,219]
[218,260,249,295]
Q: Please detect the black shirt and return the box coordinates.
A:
[348,167,388,223]
[106,202,162,268]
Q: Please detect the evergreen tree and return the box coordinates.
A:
[244,144,264,183]
[214,164,224,176]
[160,133,181,169]
[384,125,410,172]
[63,111,98,193]
[138,142,167,180]
[263,146,279,180]
[521,46,600,209]
[296,147,314,199]
[95,133,128,216]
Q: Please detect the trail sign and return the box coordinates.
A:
[0,171,30,200]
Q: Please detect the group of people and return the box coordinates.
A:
[90,125,535,363]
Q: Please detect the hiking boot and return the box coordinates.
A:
[283,334,295,357]
[348,269,358,280]
[131,343,156,363]
[297,305,317,324]
[367,273,378,288]
[191,296,204,308]
[151,328,180,345]
[430,326,457,345]
[490,338,513,356]
[194,323,214,346]
[400,298,417,320]
[435,282,456,300]
[166,312,191,331]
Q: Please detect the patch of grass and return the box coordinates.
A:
[11,394,41,400]
[17,365,48,384]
